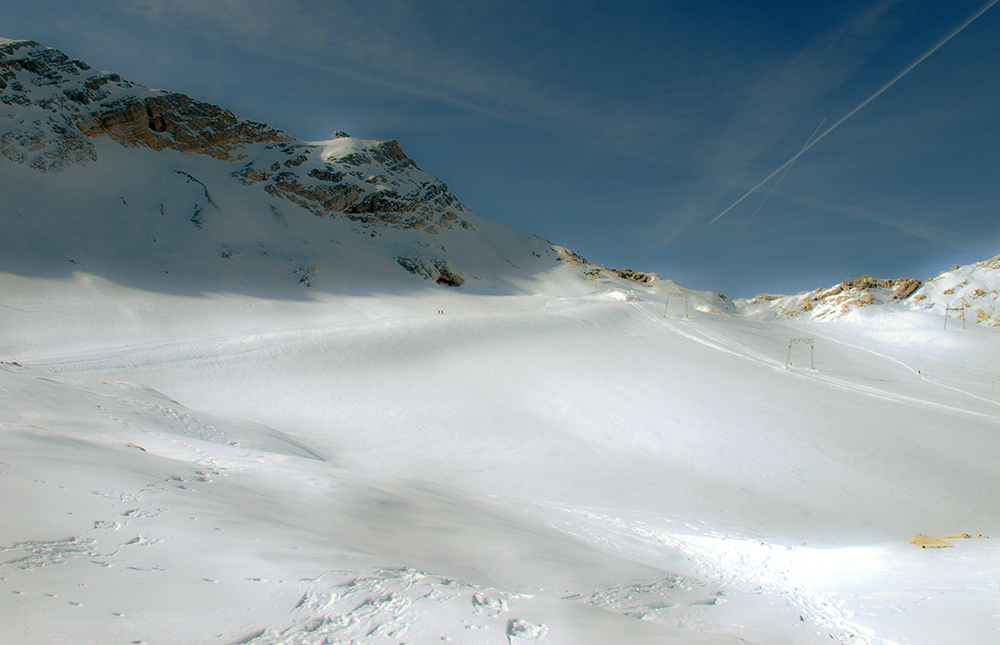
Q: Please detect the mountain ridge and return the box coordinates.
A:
[2,37,997,325]
[0,38,470,231]
[0,38,581,297]
[737,256,1000,328]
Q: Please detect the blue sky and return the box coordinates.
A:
[8,0,1000,296]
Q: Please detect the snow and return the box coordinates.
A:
[736,257,1000,328]
[315,136,374,161]
[3,40,1000,643]
[910,257,1000,326]
[3,263,999,644]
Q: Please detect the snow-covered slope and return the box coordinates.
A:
[2,38,1000,645]
[910,256,1000,326]
[737,255,1000,328]
[4,268,999,645]
[0,38,582,297]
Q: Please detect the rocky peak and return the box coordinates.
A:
[0,39,94,92]
[0,38,474,234]
[738,275,924,321]
[1,39,292,168]
[73,92,292,160]
[230,136,473,233]
[736,256,1000,328]
[554,246,657,284]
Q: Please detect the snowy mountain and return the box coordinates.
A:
[738,256,1000,328]
[0,38,584,297]
[3,39,1000,645]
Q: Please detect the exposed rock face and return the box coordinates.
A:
[843,275,885,290]
[0,40,291,168]
[396,257,465,287]
[913,255,1000,327]
[74,93,292,160]
[0,39,476,235]
[739,275,925,321]
[231,138,473,231]
[607,267,654,284]
[554,247,657,284]
[0,119,96,172]
[250,166,365,217]
[737,258,1000,328]
[554,247,589,266]
[892,278,921,301]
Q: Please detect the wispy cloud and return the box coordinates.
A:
[703,0,909,179]
[11,0,997,297]
[93,0,913,172]
[106,0,729,151]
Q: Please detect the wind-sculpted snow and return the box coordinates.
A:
[0,536,99,571]
[0,359,751,645]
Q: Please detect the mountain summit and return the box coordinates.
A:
[5,38,996,321]
[0,38,290,169]
[0,38,583,295]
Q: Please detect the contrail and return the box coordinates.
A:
[739,118,826,236]
[709,0,1000,226]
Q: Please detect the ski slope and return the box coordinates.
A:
[2,267,999,645]
[3,37,999,645]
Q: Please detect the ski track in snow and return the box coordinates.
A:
[532,284,1000,644]
[545,506,880,644]
[3,274,1000,644]
[629,295,1000,422]
[805,326,1000,411]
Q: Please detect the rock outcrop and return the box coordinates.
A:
[911,255,1000,327]
[738,275,925,321]
[74,92,292,160]
[396,257,465,286]
[231,138,474,232]
[0,119,96,172]
[0,40,290,168]
[0,39,475,235]
[737,256,1000,328]
[892,278,921,301]
[554,247,657,284]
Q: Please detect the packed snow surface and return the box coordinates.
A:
[2,265,999,645]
